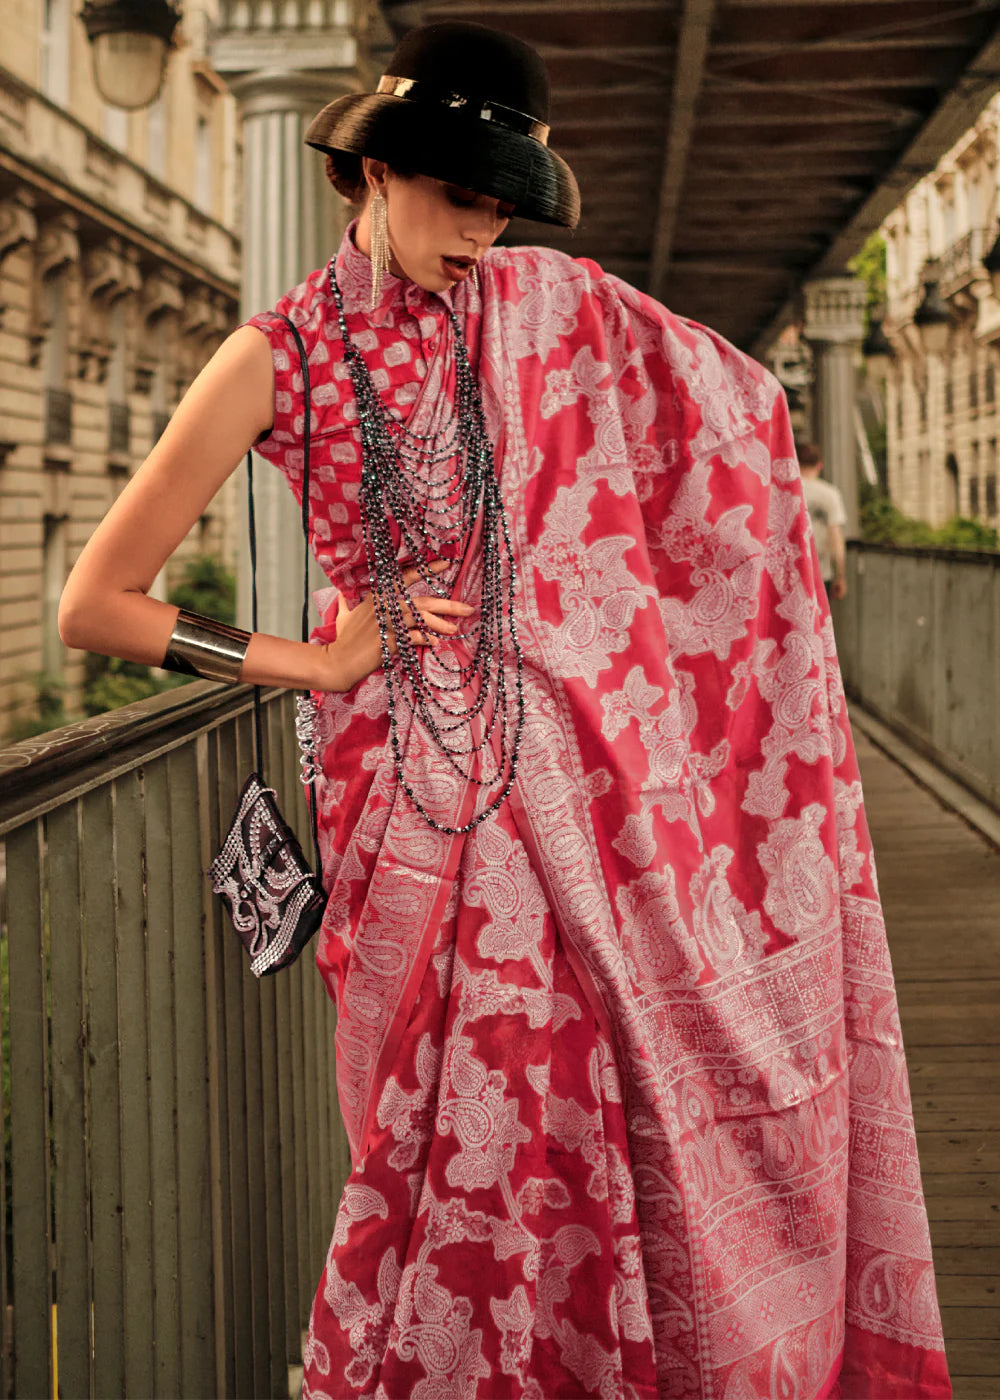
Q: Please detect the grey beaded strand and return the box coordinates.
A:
[328,259,524,835]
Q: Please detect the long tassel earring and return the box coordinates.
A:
[472,262,480,295]
[369,190,391,312]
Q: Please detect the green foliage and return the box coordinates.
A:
[4,673,70,742]
[848,233,887,334]
[168,554,237,624]
[860,487,999,550]
[934,515,1000,549]
[859,494,936,547]
[82,655,188,717]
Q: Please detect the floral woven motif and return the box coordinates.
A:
[244,225,952,1399]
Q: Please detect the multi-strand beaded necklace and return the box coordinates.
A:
[327,259,524,835]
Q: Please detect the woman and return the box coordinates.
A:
[60,20,951,1400]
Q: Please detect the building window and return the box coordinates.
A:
[195,114,212,212]
[41,273,68,384]
[42,512,68,678]
[987,474,998,517]
[971,441,981,516]
[919,390,927,429]
[104,103,129,151]
[41,272,71,445]
[946,453,959,517]
[106,299,130,456]
[969,364,979,413]
[45,387,72,444]
[40,0,71,106]
[896,393,903,433]
[147,94,167,179]
[986,359,996,408]
[968,173,983,228]
[109,401,130,453]
[107,461,129,499]
[944,375,953,415]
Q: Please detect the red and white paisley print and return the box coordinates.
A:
[245,224,950,1399]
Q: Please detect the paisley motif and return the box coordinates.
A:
[246,225,949,1399]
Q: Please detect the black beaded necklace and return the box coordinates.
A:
[327,258,524,835]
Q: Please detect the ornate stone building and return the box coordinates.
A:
[883,99,1000,529]
[0,0,241,732]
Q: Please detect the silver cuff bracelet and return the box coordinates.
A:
[162,609,251,683]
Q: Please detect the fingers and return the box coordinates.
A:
[384,628,440,657]
[400,559,451,588]
[413,598,476,629]
[397,596,475,636]
[408,613,460,637]
[416,597,476,617]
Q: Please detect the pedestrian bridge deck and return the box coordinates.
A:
[855,727,1000,1400]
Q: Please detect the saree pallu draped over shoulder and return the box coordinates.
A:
[247,230,951,1400]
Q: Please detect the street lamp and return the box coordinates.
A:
[912,279,952,357]
[862,311,894,377]
[80,1,181,111]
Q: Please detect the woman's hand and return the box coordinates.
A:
[319,564,475,692]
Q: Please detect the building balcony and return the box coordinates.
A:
[938,226,995,307]
[0,63,240,290]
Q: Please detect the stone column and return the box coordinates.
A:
[210,2,368,637]
[802,276,868,540]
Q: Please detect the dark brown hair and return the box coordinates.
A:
[794,440,823,468]
[323,153,418,207]
[324,152,366,205]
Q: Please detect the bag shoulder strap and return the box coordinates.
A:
[246,309,321,870]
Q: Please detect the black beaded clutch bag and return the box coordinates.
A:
[209,313,326,977]
[209,773,325,977]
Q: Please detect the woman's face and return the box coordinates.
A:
[361,162,514,293]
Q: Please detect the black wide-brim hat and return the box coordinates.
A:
[305,21,580,229]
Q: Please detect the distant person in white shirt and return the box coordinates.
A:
[796,439,847,600]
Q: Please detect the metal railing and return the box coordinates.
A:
[937,225,995,295]
[835,540,1000,811]
[0,683,351,1399]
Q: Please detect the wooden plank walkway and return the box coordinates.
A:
[855,728,1000,1400]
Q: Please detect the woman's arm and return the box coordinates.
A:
[59,326,471,691]
[829,522,847,600]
